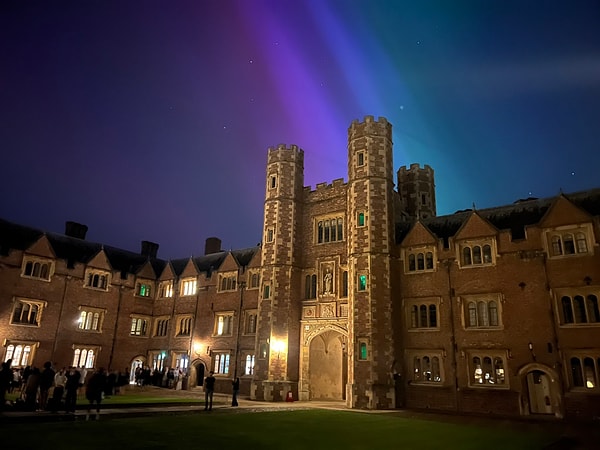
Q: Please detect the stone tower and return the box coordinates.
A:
[346,116,396,409]
[251,144,304,402]
[397,163,436,219]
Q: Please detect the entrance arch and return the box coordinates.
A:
[189,360,206,388]
[130,357,145,384]
[308,330,347,400]
[518,363,563,418]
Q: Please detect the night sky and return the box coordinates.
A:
[1,1,599,259]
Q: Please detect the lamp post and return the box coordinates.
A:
[234,280,246,379]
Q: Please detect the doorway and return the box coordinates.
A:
[308,330,347,400]
[527,370,553,414]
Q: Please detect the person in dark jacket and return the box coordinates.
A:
[85,367,107,420]
[64,367,81,413]
[39,361,55,411]
[231,377,240,406]
[204,371,216,411]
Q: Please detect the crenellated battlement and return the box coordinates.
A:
[348,116,392,140]
[397,163,434,175]
[303,178,347,201]
[267,144,304,164]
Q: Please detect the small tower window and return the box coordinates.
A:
[357,152,365,167]
[269,175,277,189]
[358,340,368,360]
[358,274,367,291]
[358,212,365,227]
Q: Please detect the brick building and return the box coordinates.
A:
[1,116,599,419]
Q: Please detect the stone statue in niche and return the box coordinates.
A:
[324,269,333,294]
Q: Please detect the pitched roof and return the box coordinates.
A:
[396,188,600,244]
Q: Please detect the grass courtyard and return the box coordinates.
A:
[2,409,556,450]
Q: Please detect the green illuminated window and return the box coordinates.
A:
[358,274,367,291]
[359,341,368,360]
[358,212,365,227]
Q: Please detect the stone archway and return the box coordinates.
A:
[190,360,206,388]
[129,357,145,384]
[518,363,563,418]
[308,330,347,400]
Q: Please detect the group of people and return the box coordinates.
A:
[0,361,128,419]
[134,366,187,389]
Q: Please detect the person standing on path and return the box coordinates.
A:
[39,361,55,411]
[204,371,216,411]
[85,367,107,420]
[64,367,81,414]
[231,377,240,406]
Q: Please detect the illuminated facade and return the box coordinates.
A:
[1,116,599,420]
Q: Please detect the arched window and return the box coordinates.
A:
[482,357,493,383]
[482,245,492,263]
[564,234,575,254]
[324,220,330,242]
[587,295,600,323]
[417,253,424,270]
[473,357,482,383]
[317,221,323,243]
[489,301,498,326]
[410,305,418,328]
[337,218,343,240]
[583,358,596,389]
[413,356,421,381]
[418,305,427,327]
[426,252,434,269]
[432,357,440,382]
[408,254,416,271]
[571,357,583,387]
[478,301,489,327]
[551,236,562,255]
[562,296,574,324]
[473,246,482,264]
[576,233,588,253]
[422,356,431,381]
[494,358,505,384]
[468,302,477,327]
[463,247,472,265]
[574,295,587,323]
[429,305,437,327]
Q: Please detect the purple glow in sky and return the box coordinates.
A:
[1,0,599,259]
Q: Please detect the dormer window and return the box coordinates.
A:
[21,257,53,281]
[405,247,436,273]
[84,269,110,290]
[547,227,591,258]
[136,281,153,298]
[181,278,197,296]
[458,240,495,268]
[219,272,237,292]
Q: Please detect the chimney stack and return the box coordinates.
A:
[65,221,88,240]
[141,241,159,259]
[205,237,222,255]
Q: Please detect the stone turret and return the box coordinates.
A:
[252,144,304,402]
[397,163,436,219]
[346,116,396,409]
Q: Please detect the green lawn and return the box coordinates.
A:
[2,409,555,450]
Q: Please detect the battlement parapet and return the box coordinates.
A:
[303,178,348,202]
[348,116,392,139]
[398,163,433,173]
[267,144,304,164]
